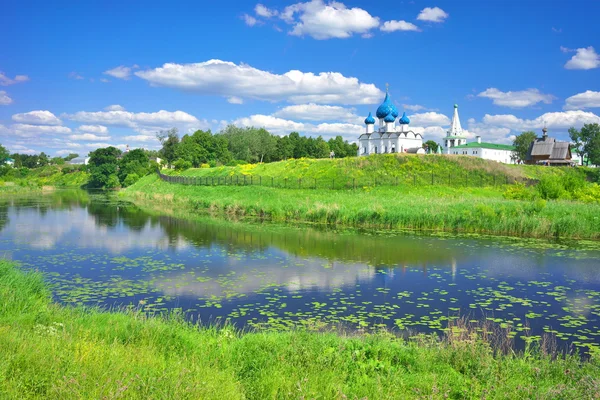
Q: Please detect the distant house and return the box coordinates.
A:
[4,158,14,167]
[450,136,516,164]
[525,128,572,166]
[68,157,89,165]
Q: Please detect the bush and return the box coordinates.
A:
[173,159,192,171]
[226,160,247,167]
[536,176,566,200]
[200,163,210,169]
[123,173,140,187]
[105,174,120,189]
[573,183,600,203]
[503,183,536,200]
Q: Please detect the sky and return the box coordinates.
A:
[1,0,600,156]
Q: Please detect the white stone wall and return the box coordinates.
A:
[450,147,515,164]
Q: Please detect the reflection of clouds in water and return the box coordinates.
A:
[5,207,190,254]
[155,257,375,298]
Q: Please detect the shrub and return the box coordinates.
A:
[200,163,211,169]
[536,176,566,200]
[573,183,600,203]
[503,183,535,200]
[174,159,192,171]
[123,173,140,187]
[105,174,120,189]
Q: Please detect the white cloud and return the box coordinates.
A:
[564,90,600,110]
[232,113,362,140]
[68,72,84,80]
[122,135,159,142]
[273,103,358,122]
[135,59,383,105]
[10,124,72,138]
[255,4,277,18]
[227,96,244,104]
[560,46,572,53]
[408,112,450,127]
[12,110,62,125]
[279,0,380,40]
[478,111,600,131]
[100,78,110,83]
[0,72,29,86]
[64,108,208,138]
[78,124,109,134]
[104,104,125,111]
[564,46,600,70]
[0,91,12,105]
[69,133,111,141]
[380,20,420,32]
[477,88,555,108]
[417,7,448,23]
[104,65,133,79]
[243,14,259,26]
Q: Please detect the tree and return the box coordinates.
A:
[512,131,537,162]
[569,123,600,166]
[157,128,180,167]
[88,146,121,188]
[253,128,277,163]
[63,153,79,162]
[0,144,9,165]
[118,148,150,184]
[424,140,439,154]
[51,157,66,165]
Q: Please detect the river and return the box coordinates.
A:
[1,190,599,352]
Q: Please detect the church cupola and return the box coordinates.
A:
[384,113,395,123]
[364,112,375,133]
[376,92,395,119]
[399,112,410,125]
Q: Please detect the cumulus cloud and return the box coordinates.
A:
[417,7,448,23]
[232,113,362,139]
[135,59,383,105]
[380,20,420,32]
[564,46,600,70]
[277,0,380,40]
[10,124,72,138]
[0,91,12,105]
[477,88,555,108]
[255,4,277,18]
[564,90,600,110]
[403,104,427,112]
[64,108,209,138]
[68,72,84,80]
[77,124,109,134]
[0,72,29,86]
[273,103,358,122]
[12,110,62,125]
[104,65,133,79]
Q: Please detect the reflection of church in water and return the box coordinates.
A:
[358,87,425,156]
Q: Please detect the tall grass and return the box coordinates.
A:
[125,175,600,240]
[1,259,599,399]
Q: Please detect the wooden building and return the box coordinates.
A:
[525,128,572,166]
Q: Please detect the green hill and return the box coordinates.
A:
[167,154,593,187]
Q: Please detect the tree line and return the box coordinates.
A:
[157,125,359,168]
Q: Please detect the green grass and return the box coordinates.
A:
[169,154,597,185]
[124,174,600,240]
[1,259,599,399]
[0,165,89,189]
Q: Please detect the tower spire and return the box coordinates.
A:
[448,104,463,137]
[385,82,389,93]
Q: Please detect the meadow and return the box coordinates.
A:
[0,165,89,189]
[125,171,600,240]
[1,259,599,399]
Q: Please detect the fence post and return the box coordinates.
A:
[237,176,239,185]
[448,172,451,186]
[466,172,468,186]
[259,176,262,186]
[396,176,398,186]
[493,175,496,186]
[212,177,214,186]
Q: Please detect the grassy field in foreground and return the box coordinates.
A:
[124,174,600,240]
[1,259,599,399]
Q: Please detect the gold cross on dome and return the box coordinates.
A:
[386,82,389,92]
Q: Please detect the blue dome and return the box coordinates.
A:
[364,112,375,125]
[399,111,410,125]
[391,104,399,118]
[376,92,395,119]
[384,113,395,123]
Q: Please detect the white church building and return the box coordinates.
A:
[444,104,517,164]
[358,90,424,156]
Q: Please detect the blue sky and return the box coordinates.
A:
[1,0,599,156]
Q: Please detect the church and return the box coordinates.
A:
[358,89,424,156]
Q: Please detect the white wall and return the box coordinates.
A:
[450,147,515,164]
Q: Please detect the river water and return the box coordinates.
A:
[1,190,599,352]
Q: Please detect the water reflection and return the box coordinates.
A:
[1,190,599,352]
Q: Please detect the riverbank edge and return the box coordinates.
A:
[1,259,599,399]
[121,175,600,241]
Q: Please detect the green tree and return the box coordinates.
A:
[51,157,66,165]
[253,128,277,163]
[88,146,121,188]
[157,128,180,167]
[0,144,9,165]
[313,137,330,158]
[118,148,150,184]
[512,131,538,162]
[63,153,79,162]
[276,136,294,160]
[569,123,600,166]
[424,140,440,154]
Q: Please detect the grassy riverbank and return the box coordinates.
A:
[124,174,600,240]
[1,259,599,399]
[0,165,89,189]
